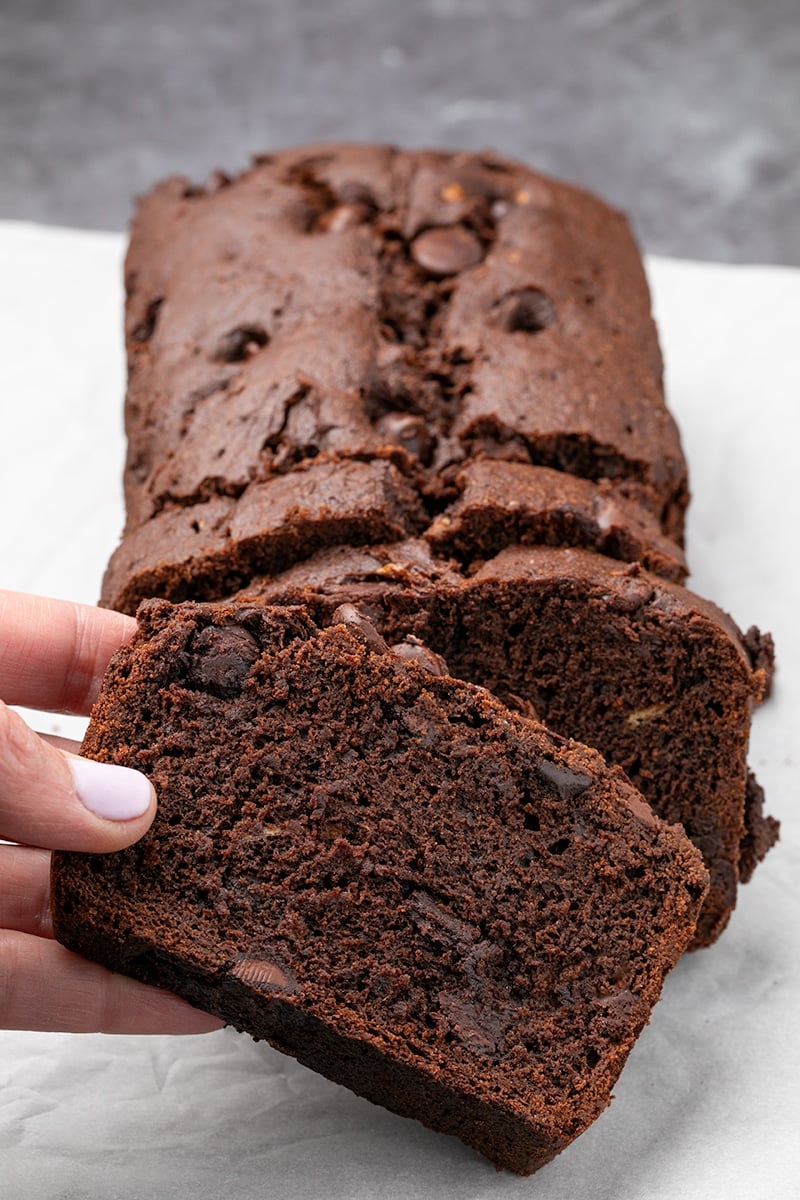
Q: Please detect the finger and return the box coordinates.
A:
[0,929,224,1034]
[0,844,53,938]
[40,733,83,755]
[0,589,136,715]
[0,702,155,851]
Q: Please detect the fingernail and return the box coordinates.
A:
[68,756,154,821]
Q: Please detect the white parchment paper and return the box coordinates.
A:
[0,223,798,1200]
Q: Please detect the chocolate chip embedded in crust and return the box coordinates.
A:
[214,325,269,363]
[608,576,655,614]
[390,636,449,677]
[375,412,435,464]
[331,604,389,654]
[492,288,556,334]
[535,759,593,801]
[622,792,660,829]
[187,624,261,698]
[436,991,507,1057]
[132,296,164,343]
[315,202,373,233]
[410,226,484,275]
[231,956,297,994]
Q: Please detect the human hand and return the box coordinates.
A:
[0,589,223,1035]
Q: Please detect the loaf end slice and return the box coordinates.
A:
[52,599,707,1174]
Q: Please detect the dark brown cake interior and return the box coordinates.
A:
[51,599,707,1175]
[237,543,773,946]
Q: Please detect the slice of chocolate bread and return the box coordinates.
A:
[235,543,775,947]
[51,599,707,1175]
[101,459,427,614]
[424,461,687,583]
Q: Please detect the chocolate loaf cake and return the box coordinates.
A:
[105,143,687,613]
[51,600,708,1175]
[98,143,775,944]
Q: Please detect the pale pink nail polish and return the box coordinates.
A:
[68,756,154,821]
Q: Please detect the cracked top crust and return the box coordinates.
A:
[107,144,688,612]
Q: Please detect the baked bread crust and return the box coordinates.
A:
[105,144,687,612]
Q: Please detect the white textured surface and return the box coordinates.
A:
[0,223,798,1198]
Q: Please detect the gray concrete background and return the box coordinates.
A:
[1,0,798,263]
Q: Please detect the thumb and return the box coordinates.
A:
[0,701,155,852]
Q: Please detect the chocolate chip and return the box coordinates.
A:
[188,624,260,698]
[374,411,435,464]
[214,324,269,363]
[230,956,297,994]
[623,791,660,829]
[436,992,506,1057]
[190,377,231,402]
[535,759,593,801]
[492,288,555,334]
[410,226,484,276]
[331,604,389,654]
[608,577,655,614]
[316,202,373,233]
[390,636,449,677]
[132,296,163,343]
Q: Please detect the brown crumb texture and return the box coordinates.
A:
[239,543,769,947]
[51,599,707,1176]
